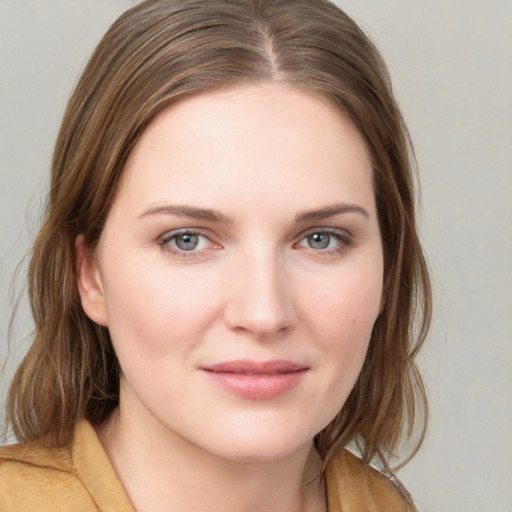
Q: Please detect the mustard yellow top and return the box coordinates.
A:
[0,420,414,511]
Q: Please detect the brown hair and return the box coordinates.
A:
[6,0,431,473]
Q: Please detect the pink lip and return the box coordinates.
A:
[201,359,308,400]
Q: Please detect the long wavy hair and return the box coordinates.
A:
[6,0,431,475]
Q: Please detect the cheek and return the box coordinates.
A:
[303,267,382,375]
[100,258,220,357]
[309,269,382,331]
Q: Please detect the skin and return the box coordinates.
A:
[76,83,384,512]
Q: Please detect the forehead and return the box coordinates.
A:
[114,83,374,218]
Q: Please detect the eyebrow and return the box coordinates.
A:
[138,205,232,223]
[294,203,369,222]
[138,202,369,223]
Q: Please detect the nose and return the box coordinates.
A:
[223,248,297,339]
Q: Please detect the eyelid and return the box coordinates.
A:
[297,226,353,243]
[299,226,352,237]
[159,227,209,243]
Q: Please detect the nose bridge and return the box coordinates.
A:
[224,240,295,337]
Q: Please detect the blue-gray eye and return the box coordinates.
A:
[175,233,199,250]
[306,233,331,249]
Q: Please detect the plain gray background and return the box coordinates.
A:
[1,1,511,511]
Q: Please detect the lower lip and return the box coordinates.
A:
[203,370,307,400]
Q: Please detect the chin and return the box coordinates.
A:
[214,441,309,465]
[192,420,317,465]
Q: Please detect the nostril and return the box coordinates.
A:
[224,296,296,338]
[222,258,298,337]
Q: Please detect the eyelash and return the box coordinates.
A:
[158,228,353,259]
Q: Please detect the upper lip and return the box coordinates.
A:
[202,359,308,375]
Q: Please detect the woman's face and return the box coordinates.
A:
[78,84,383,462]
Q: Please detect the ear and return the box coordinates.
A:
[75,234,109,326]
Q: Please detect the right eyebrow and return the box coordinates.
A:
[138,204,232,224]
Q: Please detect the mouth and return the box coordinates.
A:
[201,359,308,400]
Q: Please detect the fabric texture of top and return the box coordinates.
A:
[0,420,414,511]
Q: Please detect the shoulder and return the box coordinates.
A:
[0,437,95,512]
[325,449,417,512]
[0,438,74,471]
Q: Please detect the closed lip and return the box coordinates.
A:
[200,359,309,399]
[201,359,308,375]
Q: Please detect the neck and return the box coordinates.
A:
[97,401,326,512]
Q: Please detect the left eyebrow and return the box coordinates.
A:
[294,203,370,223]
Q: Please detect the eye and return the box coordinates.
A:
[296,229,352,254]
[305,232,334,250]
[159,229,218,257]
[174,232,201,251]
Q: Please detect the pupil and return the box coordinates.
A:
[308,233,330,249]
[176,233,198,250]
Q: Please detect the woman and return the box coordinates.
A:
[0,1,431,511]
